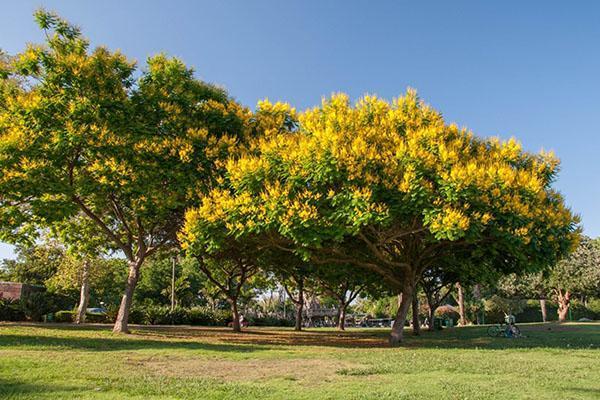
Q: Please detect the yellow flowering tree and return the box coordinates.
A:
[0,11,251,333]
[180,99,299,331]
[182,91,578,344]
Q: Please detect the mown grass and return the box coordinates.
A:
[0,322,599,399]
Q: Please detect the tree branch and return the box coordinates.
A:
[72,195,132,259]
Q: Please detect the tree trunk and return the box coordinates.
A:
[456,282,467,326]
[113,258,143,333]
[75,261,90,324]
[473,284,483,325]
[231,299,241,332]
[427,304,436,331]
[412,293,420,336]
[539,298,547,323]
[390,282,414,346]
[294,278,304,331]
[294,301,304,331]
[334,307,341,329]
[337,302,346,331]
[424,292,436,332]
[557,291,570,322]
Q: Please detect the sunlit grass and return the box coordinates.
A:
[1,322,599,399]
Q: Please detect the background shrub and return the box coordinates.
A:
[0,299,26,321]
[53,310,108,323]
[18,292,71,322]
[187,307,231,326]
[54,310,75,323]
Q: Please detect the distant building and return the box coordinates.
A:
[0,282,44,301]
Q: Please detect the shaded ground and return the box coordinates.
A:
[0,322,599,399]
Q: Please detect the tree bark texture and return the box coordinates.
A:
[75,261,90,324]
[540,298,547,323]
[456,282,467,326]
[113,258,143,333]
[389,282,414,346]
[412,293,420,335]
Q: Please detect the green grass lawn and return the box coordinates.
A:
[1,322,599,399]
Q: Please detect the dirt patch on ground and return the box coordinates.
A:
[130,355,360,382]
[129,326,390,348]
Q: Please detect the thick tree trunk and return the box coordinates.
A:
[557,291,570,322]
[540,298,548,323]
[75,261,90,324]
[294,278,304,331]
[412,293,420,335]
[337,302,346,331]
[456,282,467,326]
[390,283,414,346]
[334,307,341,328]
[231,299,241,332]
[113,259,143,333]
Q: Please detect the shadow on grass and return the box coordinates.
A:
[1,322,598,350]
[0,378,81,397]
[400,323,600,350]
[0,332,263,353]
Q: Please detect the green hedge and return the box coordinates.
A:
[567,302,600,321]
[514,304,556,323]
[187,307,232,326]
[102,305,234,326]
[17,303,293,326]
[0,292,72,322]
[489,301,600,324]
[53,310,107,323]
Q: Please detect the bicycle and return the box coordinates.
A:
[487,322,521,338]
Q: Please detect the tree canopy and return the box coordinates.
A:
[548,237,600,321]
[0,10,251,332]
[181,91,579,344]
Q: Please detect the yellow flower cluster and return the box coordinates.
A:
[87,157,133,186]
[181,90,576,253]
[255,100,297,138]
[429,207,471,237]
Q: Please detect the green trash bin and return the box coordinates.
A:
[433,317,443,330]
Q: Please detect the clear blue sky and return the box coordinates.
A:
[1,1,599,259]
